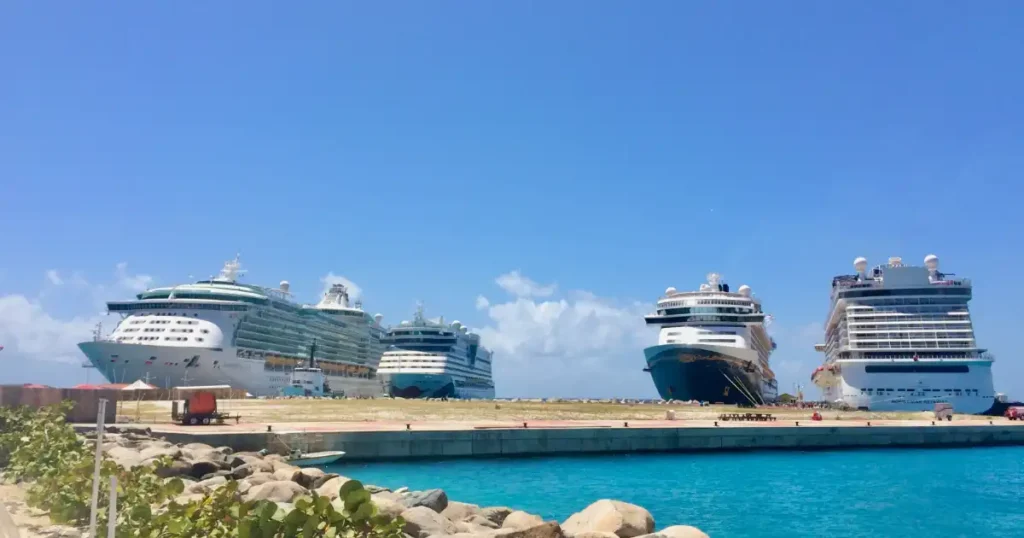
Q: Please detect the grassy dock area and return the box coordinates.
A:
[114,397,995,425]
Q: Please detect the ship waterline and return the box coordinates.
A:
[78,341,384,397]
[644,345,767,404]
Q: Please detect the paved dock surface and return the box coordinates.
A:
[106,419,1024,460]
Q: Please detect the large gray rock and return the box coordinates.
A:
[186,475,227,494]
[294,467,326,489]
[571,533,619,538]
[246,472,277,486]
[182,442,215,452]
[442,501,482,522]
[200,470,233,481]
[38,525,81,538]
[230,462,259,479]
[635,527,708,538]
[154,459,193,478]
[366,484,391,494]
[371,496,406,519]
[401,506,459,538]
[106,446,143,468]
[373,491,404,503]
[315,476,352,499]
[270,457,299,469]
[401,488,449,513]
[184,448,231,469]
[244,481,309,503]
[496,521,564,538]
[463,515,499,530]
[562,500,653,538]
[481,507,514,526]
[312,473,341,490]
[188,460,223,479]
[503,511,544,530]
[273,467,301,482]
[139,445,182,461]
[230,455,272,471]
[455,520,493,534]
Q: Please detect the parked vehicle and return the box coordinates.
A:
[171,391,239,425]
[1005,406,1024,421]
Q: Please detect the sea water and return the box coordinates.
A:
[328,446,1024,537]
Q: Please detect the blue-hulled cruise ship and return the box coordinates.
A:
[376,304,495,399]
[78,257,388,397]
[643,273,778,405]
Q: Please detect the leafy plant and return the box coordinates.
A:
[1,402,405,537]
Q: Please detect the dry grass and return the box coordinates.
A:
[113,398,989,425]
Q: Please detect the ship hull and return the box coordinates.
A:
[78,341,384,398]
[813,359,996,414]
[644,344,776,405]
[383,372,495,399]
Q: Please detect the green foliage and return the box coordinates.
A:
[0,402,405,537]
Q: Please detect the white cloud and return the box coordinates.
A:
[45,270,64,286]
[495,271,557,298]
[476,272,657,398]
[0,263,160,386]
[320,272,363,302]
[0,295,101,365]
[475,295,490,310]
[115,262,154,292]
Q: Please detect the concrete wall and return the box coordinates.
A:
[153,424,1024,460]
[0,386,119,423]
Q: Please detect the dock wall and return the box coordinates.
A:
[149,424,1024,460]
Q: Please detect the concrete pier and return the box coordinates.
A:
[121,419,1024,460]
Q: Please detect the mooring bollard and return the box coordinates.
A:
[795,421,799,426]
[714,421,718,427]
[523,422,528,428]
[267,425,273,432]
[406,424,411,431]
[624,422,629,428]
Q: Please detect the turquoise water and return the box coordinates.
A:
[328,447,1024,537]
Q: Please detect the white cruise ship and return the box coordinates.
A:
[643,273,778,405]
[78,257,387,397]
[376,304,495,399]
[812,255,996,414]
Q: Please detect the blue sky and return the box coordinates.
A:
[2,2,1022,398]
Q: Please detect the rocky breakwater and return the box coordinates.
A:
[98,428,709,538]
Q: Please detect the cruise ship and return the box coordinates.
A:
[812,255,996,413]
[78,257,387,397]
[643,273,778,405]
[376,304,495,399]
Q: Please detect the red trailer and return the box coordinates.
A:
[172,391,239,425]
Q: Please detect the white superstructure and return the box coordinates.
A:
[78,257,387,397]
[376,304,495,399]
[812,255,996,413]
[643,273,778,404]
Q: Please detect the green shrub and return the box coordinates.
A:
[1,403,405,537]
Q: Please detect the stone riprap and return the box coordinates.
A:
[78,427,710,538]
